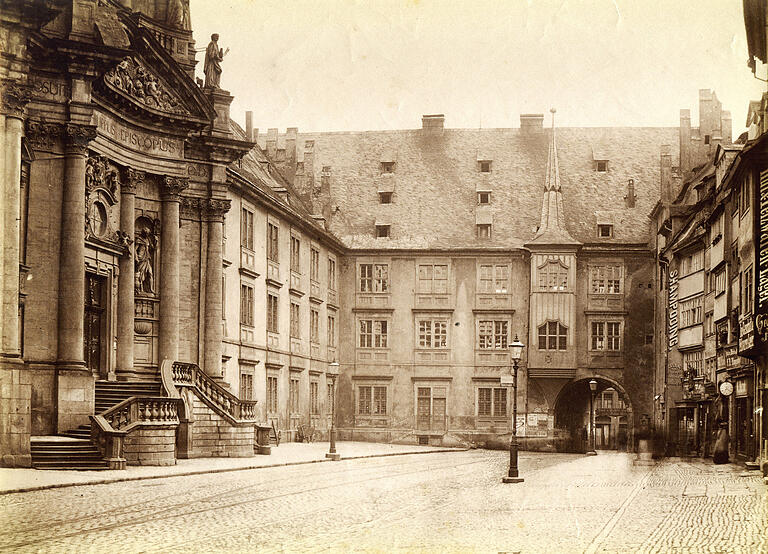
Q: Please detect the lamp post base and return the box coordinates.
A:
[502,476,524,483]
[585,450,597,456]
[325,452,341,461]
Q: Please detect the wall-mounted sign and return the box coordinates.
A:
[668,269,679,349]
[755,169,768,351]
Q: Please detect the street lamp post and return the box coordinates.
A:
[503,335,525,484]
[586,379,598,456]
[326,361,340,461]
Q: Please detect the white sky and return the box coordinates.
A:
[189,0,767,134]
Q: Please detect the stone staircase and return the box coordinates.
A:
[30,380,163,471]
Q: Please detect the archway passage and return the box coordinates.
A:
[553,378,633,453]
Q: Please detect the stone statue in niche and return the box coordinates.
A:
[204,34,228,89]
[134,219,158,295]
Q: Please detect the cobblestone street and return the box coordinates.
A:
[0,450,765,553]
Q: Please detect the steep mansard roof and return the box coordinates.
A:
[262,125,678,250]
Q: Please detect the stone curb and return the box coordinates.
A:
[0,447,467,496]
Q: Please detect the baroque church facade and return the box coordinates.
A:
[2,0,677,468]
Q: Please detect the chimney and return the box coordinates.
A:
[660,144,673,203]
[245,111,254,141]
[520,114,544,133]
[679,109,691,176]
[422,114,445,135]
[252,127,259,145]
[266,128,278,159]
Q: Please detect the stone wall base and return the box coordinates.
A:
[0,362,32,467]
[124,426,177,466]
[189,397,253,458]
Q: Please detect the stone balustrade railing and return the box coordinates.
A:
[91,396,181,469]
[162,360,258,423]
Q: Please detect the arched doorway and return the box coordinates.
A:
[553,377,633,453]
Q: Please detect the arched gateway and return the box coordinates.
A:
[553,377,634,453]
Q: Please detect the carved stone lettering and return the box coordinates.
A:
[94,112,182,158]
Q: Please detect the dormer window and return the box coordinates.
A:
[379,192,393,204]
[596,161,608,172]
[479,160,492,173]
[597,224,613,238]
[380,161,395,174]
[376,224,391,238]
[476,224,492,239]
[477,191,491,205]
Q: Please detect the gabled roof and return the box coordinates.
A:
[264,124,677,250]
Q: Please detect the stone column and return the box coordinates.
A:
[158,176,188,364]
[57,124,97,369]
[203,198,230,379]
[116,169,143,378]
[1,82,30,360]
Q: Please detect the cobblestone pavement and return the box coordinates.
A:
[0,450,765,553]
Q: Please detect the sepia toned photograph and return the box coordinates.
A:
[0,0,766,552]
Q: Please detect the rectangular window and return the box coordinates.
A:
[683,350,703,377]
[359,319,388,348]
[358,385,387,415]
[240,207,254,250]
[328,313,337,347]
[596,160,608,172]
[267,376,278,413]
[290,236,300,272]
[714,267,726,296]
[478,264,509,294]
[478,320,508,349]
[680,251,703,276]
[597,224,613,238]
[418,264,448,294]
[289,377,299,413]
[743,266,753,314]
[741,173,752,216]
[476,223,492,239]
[310,381,319,415]
[477,191,491,204]
[240,284,254,326]
[379,192,393,204]
[477,387,507,417]
[375,224,391,238]
[590,321,622,351]
[239,371,253,401]
[590,266,622,294]
[380,161,395,173]
[538,321,568,350]
[328,258,337,290]
[418,319,448,348]
[267,222,279,262]
[538,261,568,292]
[679,296,703,328]
[267,292,279,333]
[359,263,389,292]
[599,391,613,409]
[310,308,320,343]
[310,247,319,281]
[479,160,492,173]
[705,312,714,336]
[290,302,300,338]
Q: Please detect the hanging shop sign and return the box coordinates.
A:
[668,269,679,349]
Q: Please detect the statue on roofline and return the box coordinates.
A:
[204,33,229,89]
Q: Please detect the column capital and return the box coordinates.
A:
[204,198,231,221]
[121,168,145,195]
[161,176,189,201]
[0,79,32,119]
[65,123,97,155]
[25,120,65,151]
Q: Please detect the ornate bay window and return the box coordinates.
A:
[538,320,567,350]
[538,260,568,292]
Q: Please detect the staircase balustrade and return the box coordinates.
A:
[91,396,181,469]
[162,360,258,424]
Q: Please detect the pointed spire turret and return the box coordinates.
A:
[527,108,579,247]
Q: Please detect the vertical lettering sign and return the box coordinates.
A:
[756,169,768,348]
[668,269,679,349]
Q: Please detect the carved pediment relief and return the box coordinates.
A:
[103,56,189,116]
[85,153,129,250]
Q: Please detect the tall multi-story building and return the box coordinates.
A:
[266,113,675,451]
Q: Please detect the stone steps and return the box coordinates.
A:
[95,380,162,414]
[31,436,109,471]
